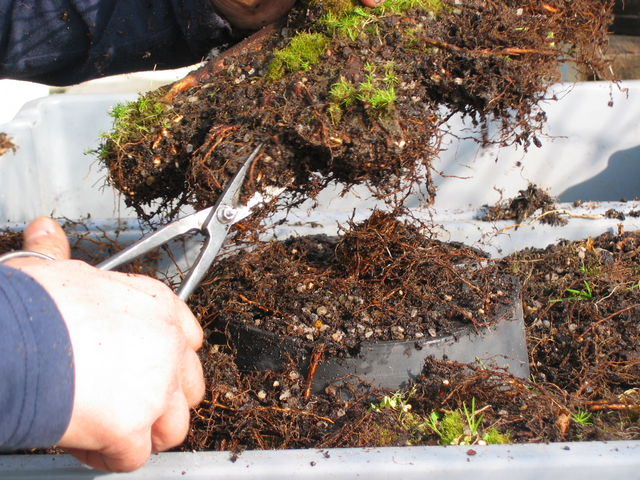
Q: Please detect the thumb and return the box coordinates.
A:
[22,217,71,261]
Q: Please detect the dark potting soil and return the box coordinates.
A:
[480,183,569,227]
[2,219,640,452]
[183,227,640,452]
[191,211,512,348]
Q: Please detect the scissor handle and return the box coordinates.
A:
[96,208,213,272]
[97,143,265,301]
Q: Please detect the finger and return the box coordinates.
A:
[361,0,384,6]
[22,217,71,261]
[117,272,204,351]
[182,348,205,407]
[150,393,191,453]
[172,297,204,351]
[64,440,151,473]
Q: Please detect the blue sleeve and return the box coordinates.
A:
[0,264,75,451]
[0,0,235,86]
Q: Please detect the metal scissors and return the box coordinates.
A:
[97,144,279,301]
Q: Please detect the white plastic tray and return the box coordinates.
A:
[1,81,640,477]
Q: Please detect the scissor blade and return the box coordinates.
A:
[174,144,265,299]
[201,143,264,228]
[96,207,214,271]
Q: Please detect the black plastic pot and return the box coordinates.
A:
[226,278,528,395]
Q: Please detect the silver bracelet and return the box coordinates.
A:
[0,251,54,263]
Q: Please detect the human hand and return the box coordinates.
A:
[6,218,205,472]
[212,0,383,30]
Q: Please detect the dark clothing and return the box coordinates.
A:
[0,0,235,86]
[0,264,74,450]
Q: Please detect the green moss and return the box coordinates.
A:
[329,63,396,123]
[98,91,172,160]
[482,427,510,444]
[330,75,358,107]
[265,32,331,81]
[322,6,376,41]
[320,0,442,42]
[439,410,465,445]
[374,0,442,15]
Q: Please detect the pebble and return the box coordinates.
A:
[257,390,267,400]
[332,330,345,343]
[279,390,292,401]
[317,306,328,316]
[391,325,405,340]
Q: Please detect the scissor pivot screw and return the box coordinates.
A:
[217,205,237,224]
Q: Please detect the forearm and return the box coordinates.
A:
[0,264,74,451]
[0,0,235,86]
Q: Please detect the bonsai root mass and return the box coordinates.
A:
[97,0,613,220]
[192,211,511,347]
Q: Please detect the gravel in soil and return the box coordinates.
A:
[192,211,511,348]
[2,218,640,452]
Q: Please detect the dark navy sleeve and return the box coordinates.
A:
[0,264,74,451]
[0,0,237,86]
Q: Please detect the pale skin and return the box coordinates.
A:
[6,217,205,473]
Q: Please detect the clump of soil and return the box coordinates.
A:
[0,133,17,156]
[191,211,511,350]
[0,227,22,251]
[508,232,640,400]
[97,0,614,220]
[481,183,568,227]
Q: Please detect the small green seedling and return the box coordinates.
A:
[550,280,593,303]
[369,390,412,416]
[330,76,358,107]
[425,398,509,446]
[463,397,484,436]
[622,282,640,293]
[383,62,399,86]
[571,409,593,426]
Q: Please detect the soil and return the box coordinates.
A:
[98,0,614,222]
[3,213,640,452]
[193,211,511,346]
[181,224,640,452]
[481,183,568,227]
